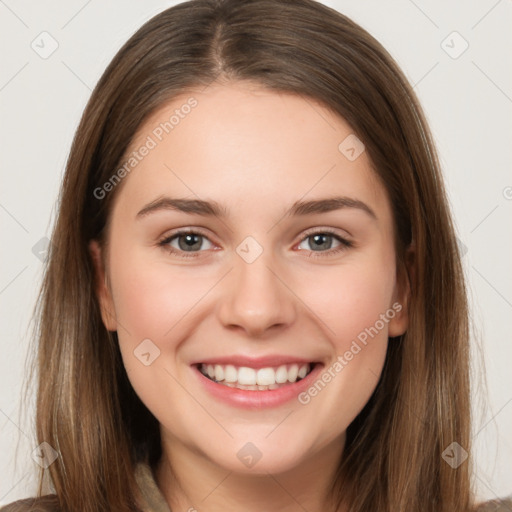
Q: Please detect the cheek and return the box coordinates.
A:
[296,257,396,421]
[107,245,221,390]
[109,246,210,337]
[300,254,397,350]
[108,247,214,421]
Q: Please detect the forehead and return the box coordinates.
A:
[111,82,389,223]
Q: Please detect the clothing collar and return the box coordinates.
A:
[134,462,171,512]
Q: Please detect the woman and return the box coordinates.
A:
[2,0,509,511]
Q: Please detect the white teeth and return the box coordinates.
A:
[199,362,312,388]
[275,365,288,384]
[214,364,224,382]
[224,364,237,383]
[238,367,256,385]
[256,367,275,386]
[298,364,308,379]
[287,364,298,382]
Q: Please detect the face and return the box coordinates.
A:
[90,81,409,476]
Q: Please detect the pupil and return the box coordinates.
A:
[311,234,331,250]
[179,234,201,251]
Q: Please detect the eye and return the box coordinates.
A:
[158,228,353,259]
[158,229,215,258]
[296,229,352,257]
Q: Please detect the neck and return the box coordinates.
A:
[155,433,347,512]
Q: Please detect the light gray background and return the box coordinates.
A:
[1,0,511,505]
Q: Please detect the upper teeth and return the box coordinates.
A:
[200,363,311,386]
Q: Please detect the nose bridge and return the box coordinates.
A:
[217,237,296,336]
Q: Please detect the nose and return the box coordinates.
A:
[217,248,297,338]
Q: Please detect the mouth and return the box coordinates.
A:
[191,355,324,409]
[196,362,317,391]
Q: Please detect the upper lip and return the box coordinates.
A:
[192,355,319,369]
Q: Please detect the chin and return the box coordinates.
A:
[199,435,317,476]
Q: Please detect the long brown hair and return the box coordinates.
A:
[28,0,473,510]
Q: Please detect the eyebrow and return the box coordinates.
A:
[136,195,377,221]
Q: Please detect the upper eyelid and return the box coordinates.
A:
[159,227,213,243]
[300,226,352,239]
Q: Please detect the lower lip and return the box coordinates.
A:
[193,364,323,409]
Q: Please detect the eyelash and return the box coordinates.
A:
[157,228,353,259]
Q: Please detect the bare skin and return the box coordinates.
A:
[90,81,410,512]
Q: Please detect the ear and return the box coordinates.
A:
[89,240,118,332]
[388,242,415,337]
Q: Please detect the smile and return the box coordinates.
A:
[192,355,323,408]
[198,362,313,390]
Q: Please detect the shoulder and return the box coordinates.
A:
[474,498,512,511]
[0,495,60,512]
[0,462,164,512]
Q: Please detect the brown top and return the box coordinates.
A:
[0,463,170,512]
[134,462,171,512]
[0,464,510,511]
